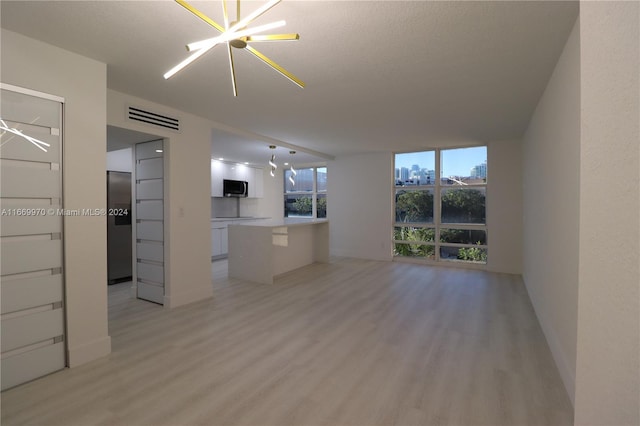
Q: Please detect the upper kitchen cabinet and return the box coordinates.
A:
[211,160,264,198]
[226,163,250,181]
[211,160,224,197]
[250,168,264,198]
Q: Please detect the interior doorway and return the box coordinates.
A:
[106,125,164,312]
[107,170,132,284]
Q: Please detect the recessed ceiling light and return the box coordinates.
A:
[244,162,249,165]
[218,157,224,161]
[155,149,163,153]
[284,162,289,166]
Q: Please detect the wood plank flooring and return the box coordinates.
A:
[1,258,574,425]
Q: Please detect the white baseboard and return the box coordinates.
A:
[164,285,213,309]
[522,276,576,406]
[67,335,111,367]
[330,248,391,262]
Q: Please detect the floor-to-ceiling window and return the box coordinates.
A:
[393,146,487,264]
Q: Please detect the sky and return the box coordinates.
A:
[395,147,487,177]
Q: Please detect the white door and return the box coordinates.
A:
[135,140,165,304]
[0,84,66,390]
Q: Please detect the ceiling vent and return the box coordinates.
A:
[127,105,180,132]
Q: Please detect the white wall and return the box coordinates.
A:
[1,29,111,366]
[106,147,132,172]
[260,166,285,219]
[328,152,394,261]
[487,140,522,274]
[575,2,640,424]
[521,19,580,403]
[107,90,213,308]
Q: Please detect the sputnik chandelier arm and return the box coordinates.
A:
[165,0,304,96]
[185,21,286,52]
[175,0,224,32]
[227,0,281,34]
[164,21,285,79]
[245,34,300,42]
[244,45,304,88]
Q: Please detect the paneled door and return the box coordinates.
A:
[0,84,66,390]
[135,140,165,304]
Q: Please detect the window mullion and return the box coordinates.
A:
[434,148,441,262]
[393,146,487,265]
[312,167,317,219]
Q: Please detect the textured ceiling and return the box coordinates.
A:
[1,1,578,164]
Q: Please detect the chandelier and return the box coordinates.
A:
[165,0,304,96]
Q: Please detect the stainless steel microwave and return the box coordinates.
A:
[223,179,248,197]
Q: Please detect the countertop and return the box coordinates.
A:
[228,218,328,228]
[211,217,270,222]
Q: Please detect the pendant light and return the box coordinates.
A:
[268,145,277,177]
[288,150,297,186]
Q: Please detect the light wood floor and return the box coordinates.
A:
[1,258,574,426]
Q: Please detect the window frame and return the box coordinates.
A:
[284,165,327,219]
[393,146,488,266]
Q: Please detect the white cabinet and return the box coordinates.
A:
[230,164,250,181]
[211,160,225,197]
[220,227,228,254]
[211,228,221,257]
[248,168,264,198]
[212,219,266,259]
[211,160,264,198]
[211,224,228,258]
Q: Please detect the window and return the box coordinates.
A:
[393,146,487,264]
[284,166,327,218]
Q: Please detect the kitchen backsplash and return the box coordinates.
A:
[211,197,260,218]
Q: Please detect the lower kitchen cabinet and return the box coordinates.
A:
[211,226,228,258]
[212,219,266,259]
[220,227,228,254]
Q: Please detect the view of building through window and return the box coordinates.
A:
[284,167,327,218]
[394,146,487,264]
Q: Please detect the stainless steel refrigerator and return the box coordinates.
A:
[107,171,132,284]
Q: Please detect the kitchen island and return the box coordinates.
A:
[227,218,329,284]
[211,217,270,260]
